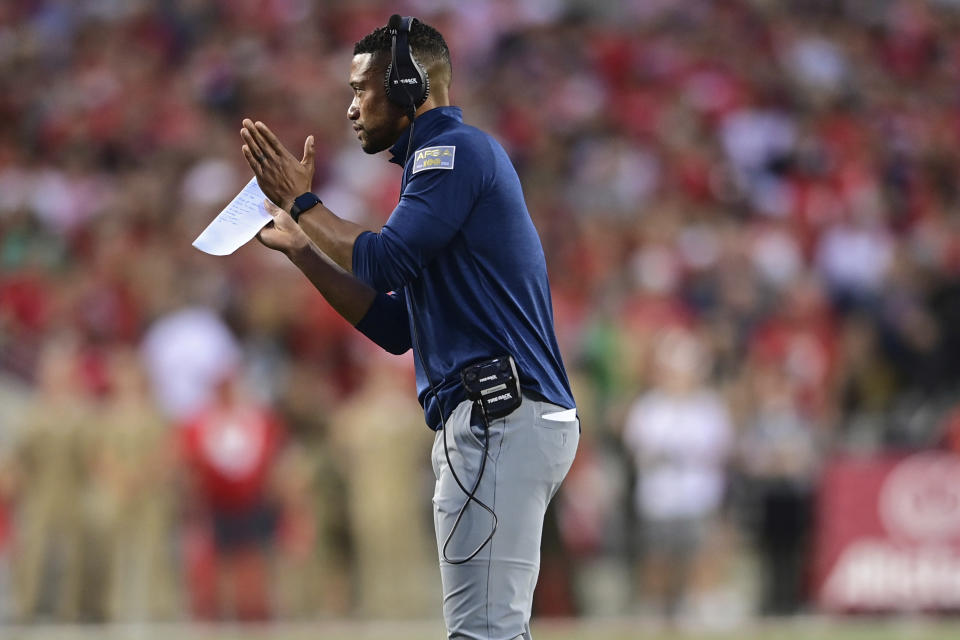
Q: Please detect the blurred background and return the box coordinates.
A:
[2,0,960,636]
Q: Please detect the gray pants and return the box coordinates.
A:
[432,395,579,640]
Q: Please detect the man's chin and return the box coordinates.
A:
[360,139,388,155]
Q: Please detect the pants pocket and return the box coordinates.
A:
[534,411,579,488]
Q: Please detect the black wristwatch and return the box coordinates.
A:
[289,192,322,223]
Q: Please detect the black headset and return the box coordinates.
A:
[384,14,430,117]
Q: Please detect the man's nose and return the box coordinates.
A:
[347,99,359,120]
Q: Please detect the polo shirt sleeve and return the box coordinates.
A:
[352,136,487,292]
[353,290,411,355]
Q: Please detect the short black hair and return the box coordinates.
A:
[354,17,451,79]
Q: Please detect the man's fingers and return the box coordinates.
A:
[256,121,290,157]
[263,198,284,216]
[242,145,262,171]
[246,120,281,159]
[301,135,315,166]
[255,220,275,244]
[241,126,267,162]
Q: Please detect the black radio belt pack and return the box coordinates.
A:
[460,355,523,420]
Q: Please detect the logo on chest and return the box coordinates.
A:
[412,145,456,174]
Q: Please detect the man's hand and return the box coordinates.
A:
[241,119,315,211]
[256,199,312,258]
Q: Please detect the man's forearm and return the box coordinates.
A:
[296,205,374,272]
[286,241,376,325]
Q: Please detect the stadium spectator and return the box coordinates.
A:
[92,346,178,621]
[622,328,733,622]
[178,372,286,621]
[328,347,436,618]
[10,335,95,621]
[736,363,821,615]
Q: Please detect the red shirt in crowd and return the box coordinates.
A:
[180,399,285,514]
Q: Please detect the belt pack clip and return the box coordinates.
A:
[460,355,522,420]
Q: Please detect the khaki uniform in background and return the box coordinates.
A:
[330,356,437,618]
[13,397,94,621]
[271,442,323,618]
[91,389,178,621]
[0,376,32,622]
[273,361,350,617]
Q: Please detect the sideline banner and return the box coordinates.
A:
[813,451,960,612]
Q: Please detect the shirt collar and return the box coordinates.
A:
[388,106,463,166]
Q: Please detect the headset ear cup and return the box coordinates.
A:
[384,15,429,111]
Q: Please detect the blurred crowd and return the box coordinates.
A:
[2,0,960,626]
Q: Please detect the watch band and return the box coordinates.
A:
[290,192,322,223]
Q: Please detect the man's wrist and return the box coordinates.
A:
[290,192,323,223]
[285,238,314,265]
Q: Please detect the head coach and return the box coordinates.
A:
[239,14,579,639]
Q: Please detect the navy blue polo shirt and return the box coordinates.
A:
[352,106,574,430]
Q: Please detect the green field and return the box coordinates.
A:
[5,618,960,640]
